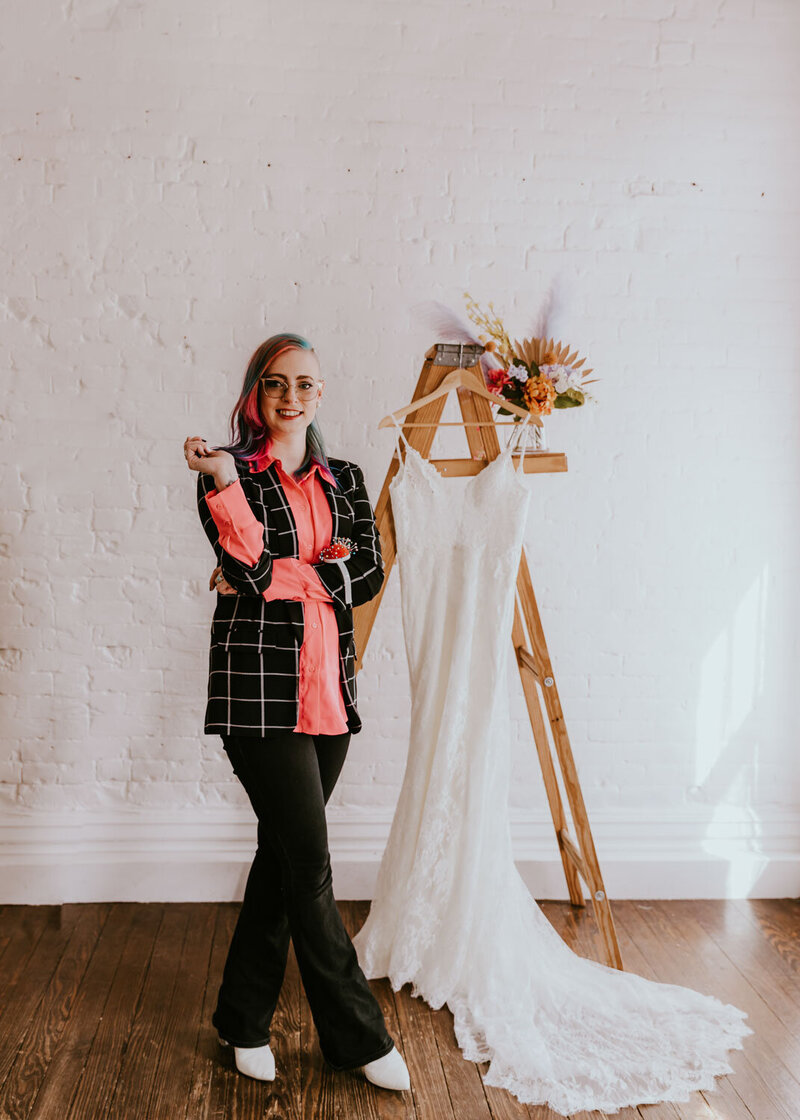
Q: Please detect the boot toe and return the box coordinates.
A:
[361,1046,410,1091]
[234,1043,276,1081]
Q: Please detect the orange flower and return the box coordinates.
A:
[523,376,557,415]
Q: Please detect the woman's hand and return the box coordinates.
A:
[209,565,238,595]
[184,436,236,481]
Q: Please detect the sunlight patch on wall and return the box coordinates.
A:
[693,566,769,793]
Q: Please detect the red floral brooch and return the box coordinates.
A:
[317,536,358,562]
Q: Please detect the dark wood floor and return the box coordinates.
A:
[0,897,798,1119]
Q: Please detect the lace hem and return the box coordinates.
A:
[367,957,752,1116]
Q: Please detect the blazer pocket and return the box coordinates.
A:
[217,619,269,653]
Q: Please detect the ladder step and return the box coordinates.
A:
[557,828,588,882]
[517,645,540,680]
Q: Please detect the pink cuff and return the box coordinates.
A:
[205,479,264,567]
[303,563,333,598]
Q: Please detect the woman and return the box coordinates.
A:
[183,333,410,1092]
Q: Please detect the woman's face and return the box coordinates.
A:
[259,348,324,437]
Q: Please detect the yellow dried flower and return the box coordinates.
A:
[463,291,514,363]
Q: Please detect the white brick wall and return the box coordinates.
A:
[2,0,798,900]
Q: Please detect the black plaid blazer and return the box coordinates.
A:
[196,455,384,736]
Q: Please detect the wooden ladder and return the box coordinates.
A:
[353,343,623,970]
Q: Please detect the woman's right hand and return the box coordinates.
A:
[209,565,238,595]
[183,436,236,480]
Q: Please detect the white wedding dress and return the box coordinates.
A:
[353,413,752,1116]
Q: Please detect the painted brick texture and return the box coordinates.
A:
[1,0,798,837]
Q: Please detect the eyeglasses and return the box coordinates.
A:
[260,376,321,401]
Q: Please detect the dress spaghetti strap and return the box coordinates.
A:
[513,412,535,474]
[389,413,413,456]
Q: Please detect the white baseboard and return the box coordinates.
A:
[0,806,797,904]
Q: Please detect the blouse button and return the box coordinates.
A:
[312,622,318,629]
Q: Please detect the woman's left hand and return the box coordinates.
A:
[210,565,238,595]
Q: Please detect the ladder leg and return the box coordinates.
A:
[516,549,624,970]
[512,601,583,906]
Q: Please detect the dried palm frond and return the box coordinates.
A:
[512,336,594,380]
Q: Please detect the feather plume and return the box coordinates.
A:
[526,287,553,340]
[479,350,506,374]
[409,299,483,345]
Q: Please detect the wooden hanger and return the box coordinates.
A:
[377,367,543,430]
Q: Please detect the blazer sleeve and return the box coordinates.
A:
[310,462,384,610]
[196,470,274,596]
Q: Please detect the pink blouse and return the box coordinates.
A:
[203,452,349,736]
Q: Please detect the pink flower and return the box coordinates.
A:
[485,368,511,395]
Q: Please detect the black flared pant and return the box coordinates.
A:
[212,731,394,1071]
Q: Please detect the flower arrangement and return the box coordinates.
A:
[463,292,598,420]
[318,537,358,562]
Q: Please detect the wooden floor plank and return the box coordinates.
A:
[0,902,110,1119]
[575,900,744,1120]
[273,937,304,1120]
[618,901,788,1120]
[393,982,457,1120]
[484,1076,547,1120]
[427,1004,491,1120]
[0,905,15,964]
[184,902,237,1120]
[63,903,164,1120]
[0,906,58,1016]
[299,930,339,1120]
[271,928,304,1120]
[688,901,800,1032]
[223,910,304,1120]
[0,905,87,1092]
[27,903,138,1120]
[651,901,800,1106]
[102,904,198,1120]
[736,900,800,980]
[540,901,642,1120]
[494,901,604,1120]
[2,899,799,1120]
[613,903,753,1120]
[344,901,417,1120]
[616,901,759,1120]
[146,902,218,1119]
[121,902,216,1119]
[316,901,399,1120]
[539,902,650,1120]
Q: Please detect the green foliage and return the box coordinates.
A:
[553,389,585,409]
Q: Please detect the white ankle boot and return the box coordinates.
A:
[232,1042,276,1081]
[361,1045,410,1091]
